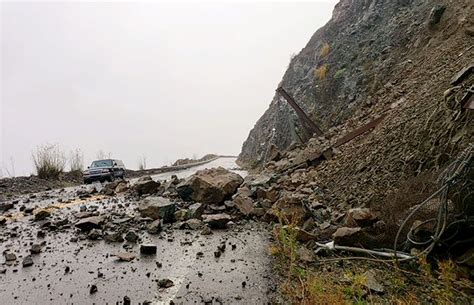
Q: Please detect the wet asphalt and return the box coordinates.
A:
[0,158,277,305]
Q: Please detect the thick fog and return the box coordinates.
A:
[1,1,336,176]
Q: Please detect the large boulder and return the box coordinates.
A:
[138,197,176,222]
[177,167,243,204]
[134,177,161,195]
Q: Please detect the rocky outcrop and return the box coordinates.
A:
[238,0,473,167]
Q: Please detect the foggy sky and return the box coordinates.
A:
[1,1,337,176]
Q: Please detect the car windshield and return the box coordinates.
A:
[90,160,113,168]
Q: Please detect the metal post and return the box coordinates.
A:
[276,87,324,137]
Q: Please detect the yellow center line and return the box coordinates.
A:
[4,194,107,221]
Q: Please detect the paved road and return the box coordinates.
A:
[0,158,277,304]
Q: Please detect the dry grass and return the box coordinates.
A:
[69,148,84,172]
[315,65,329,80]
[32,143,66,180]
[320,43,330,57]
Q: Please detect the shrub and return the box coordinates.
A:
[32,143,66,180]
[69,148,84,172]
[320,43,330,57]
[314,64,329,80]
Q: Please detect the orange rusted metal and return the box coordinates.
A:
[277,87,324,137]
[333,114,387,148]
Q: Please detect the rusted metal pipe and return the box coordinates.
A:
[276,87,324,137]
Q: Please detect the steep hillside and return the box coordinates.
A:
[238,0,473,166]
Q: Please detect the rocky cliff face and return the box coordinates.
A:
[238,0,473,166]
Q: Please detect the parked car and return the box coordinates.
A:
[83,159,126,184]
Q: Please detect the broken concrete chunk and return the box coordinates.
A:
[140,244,157,255]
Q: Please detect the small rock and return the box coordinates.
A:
[115,252,136,262]
[345,208,378,227]
[75,216,103,231]
[124,231,139,243]
[202,213,232,229]
[200,226,212,235]
[146,219,162,234]
[428,5,446,26]
[4,252,16,261]
[30,243,42,254]
[333,227,362,246]
[123,296,131,305]
[187,203,204,219]
[104,231,124,243]
[174,209,188,221]
[34,209,51,221]
[22,255,34,267]
[87,229,102,240]
[298,246,314,263]
[363,270,384,293]
[186,218,203,230]
[158,278,174,288]
[89,284,98,294]
[0,202,14,212]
